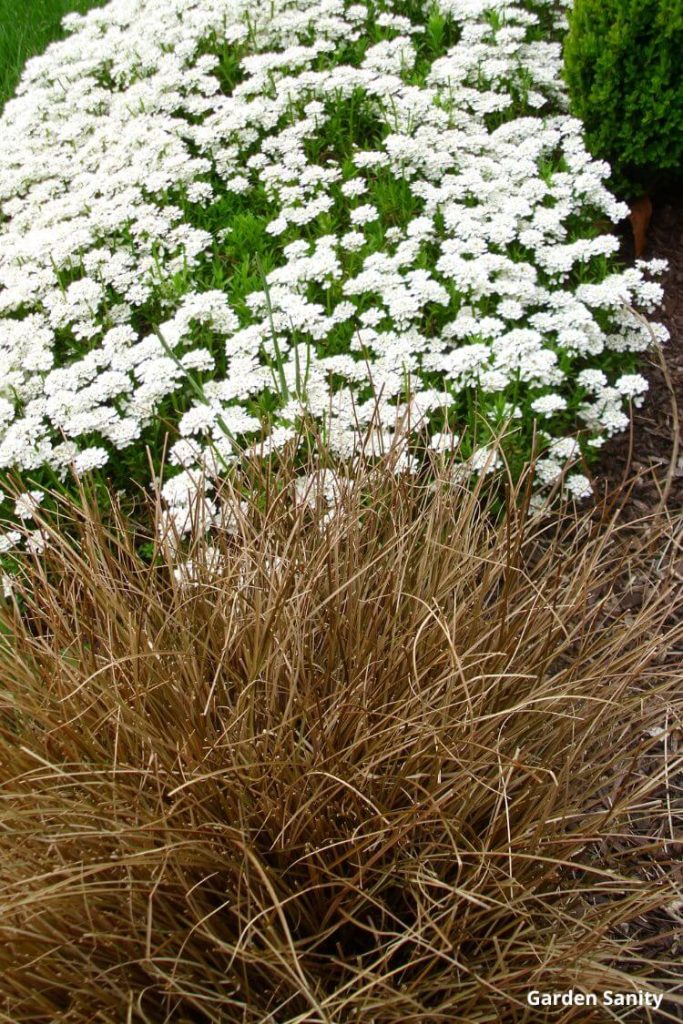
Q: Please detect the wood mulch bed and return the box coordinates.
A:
[599,194,683,521]
[596,194,683,1022]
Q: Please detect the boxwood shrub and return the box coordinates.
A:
[564,0,683,197]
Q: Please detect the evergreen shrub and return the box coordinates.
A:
[564,0,683,197]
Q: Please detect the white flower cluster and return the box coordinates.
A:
[0,0,666,520]
[0,488,49,560]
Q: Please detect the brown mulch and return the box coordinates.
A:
[595,195,683,1022]
[599,195,683,520]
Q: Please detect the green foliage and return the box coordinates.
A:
[564,0,683,197]
[0,0,106,110]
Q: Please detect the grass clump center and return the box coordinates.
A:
[0,448,681,1022]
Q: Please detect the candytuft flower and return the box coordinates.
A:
[0,0,664,503]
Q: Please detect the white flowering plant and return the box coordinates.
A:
[0,0,667,548]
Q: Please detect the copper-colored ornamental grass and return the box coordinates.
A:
[0,448,681,1023]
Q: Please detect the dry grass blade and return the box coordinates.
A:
[0,446,681,1022]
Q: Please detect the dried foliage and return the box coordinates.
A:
[0,449,682,1023]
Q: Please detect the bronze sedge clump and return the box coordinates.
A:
[0,447,681,1023]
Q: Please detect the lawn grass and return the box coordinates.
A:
[0,0,105,109]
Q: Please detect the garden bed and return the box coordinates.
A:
[602,195,683,521]
[0,1,682,1020]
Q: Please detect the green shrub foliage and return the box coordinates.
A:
[564,0,683,196]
